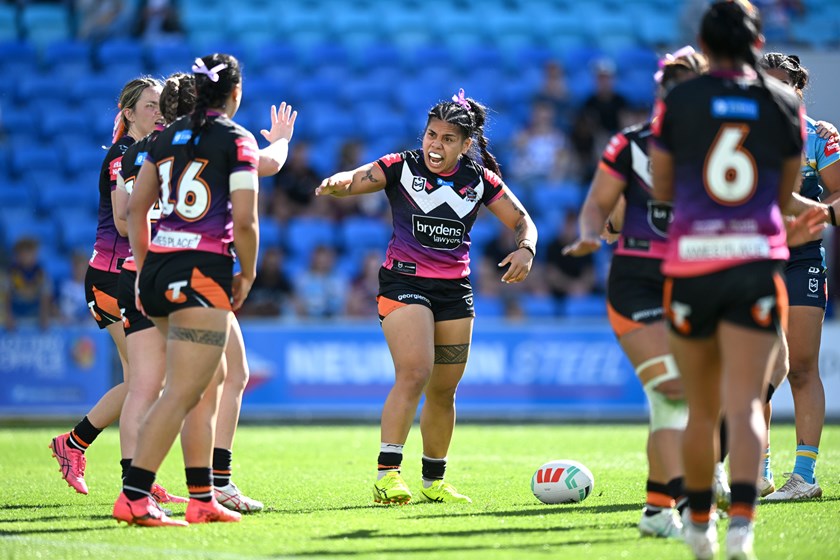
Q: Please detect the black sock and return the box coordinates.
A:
[421,456,446,481]
[213,448,233,488]
[68,416,103,452]
[730,482,757,512]
[186,467,213,502]
[123,466,156,501]
[766,383,776,404]
[686,488,714,520]
[667,476,685,513]
[719,418,728,462]
[644,480,671,515]
[378,452,403,473]
[120,458,132,480]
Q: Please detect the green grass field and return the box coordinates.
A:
[0,424,837,559]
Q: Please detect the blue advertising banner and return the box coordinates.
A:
[239,321,646,420]
[0,327,114,418]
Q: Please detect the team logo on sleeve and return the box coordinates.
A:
[412,215,465,250]
[236,137,258,165]
[604,134,628,163]
[412,176,427,191]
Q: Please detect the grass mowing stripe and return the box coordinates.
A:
[0,424,836,560]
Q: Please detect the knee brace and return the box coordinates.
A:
[637,355,688,433]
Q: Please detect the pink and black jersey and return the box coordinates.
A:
[600,121,669,259]
[90,136,135,273]
[652,71,804,277]
[375,150,505,279]
[119,127,163,272]
[144,113,259,256]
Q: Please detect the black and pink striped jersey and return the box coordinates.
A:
[375,150,505,280]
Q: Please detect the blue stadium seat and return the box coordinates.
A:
[530,184,584,217]
[10,145,56,177]
[70,73,124,103]
[339,217,391,257]
[64,146,107,179]
[22,3,71,47]
[473,295,506,318]
[0,4,17,42]
[0,41,38,73]
[0,180,35,208]
[52,208,97,250]
[284,217,337,258]
[637,14,680,46]
[468,219,500,253]
[790,16,838,47]
[259,217,283,250]
[41,245,72,283]
[615,46,659,77]
[1,214,58,249]
[561,294,607,318]
[147,41,195,76]
[42,40,92,67]
[520,294,558,318]
[41,111,90,137]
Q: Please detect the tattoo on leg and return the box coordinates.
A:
[435,344,470,364]
[169,326,227,347]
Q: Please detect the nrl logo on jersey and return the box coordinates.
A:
[412,176,427,192]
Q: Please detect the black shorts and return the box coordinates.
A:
[118,268,155,336]
[138,251,233,318]
[377,267,475,322]
[607,255,665,337]
[785,241,827,310]
[664,261,786,339]
[84,266,122,329]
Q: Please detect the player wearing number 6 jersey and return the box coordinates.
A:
[114,53,281,526]
[649,2,814,557]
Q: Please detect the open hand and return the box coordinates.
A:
[260,102,297,144]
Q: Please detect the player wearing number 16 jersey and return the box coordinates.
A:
[649,2,805,557]
[115,53,260,526]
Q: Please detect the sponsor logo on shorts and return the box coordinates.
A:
[412,215,465,250]
[808,266,821,275]
[631,307,663,322]
[397,293,430,304]
[751,295,775,327]
[166,280,188,303]
[668,300,692,335]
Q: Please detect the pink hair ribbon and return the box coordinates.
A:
[192,58,228,83]
[654,45,696,84]
[451,88,470,110]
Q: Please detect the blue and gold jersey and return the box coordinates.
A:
[801,116,840,201]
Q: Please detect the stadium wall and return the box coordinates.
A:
[2,320,839,422]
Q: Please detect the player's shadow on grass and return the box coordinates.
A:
[319,523,630,541]
[0,523,120,537]
[0,504,67,512]
[410,502,639,519]
[0,514,116,525]
[288,537,633,557]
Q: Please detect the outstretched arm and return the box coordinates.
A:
[487,186,538,284]
[257,102,297,177]
[315,162,387,198]
[563,165,626,256]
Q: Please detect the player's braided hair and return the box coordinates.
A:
[160,72,196,124]
[427,91,502,178]
[190,53,241,152]
[760,53,809,95]
[112,76,161,144]
[700,0,763,70]
[660,53,709,92]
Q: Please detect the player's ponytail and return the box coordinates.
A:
[700,1,762,71]
[467,98,502,178]
[189,53,241,154]
[160,72,197,124]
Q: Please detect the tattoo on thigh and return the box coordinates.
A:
[434,343,470,364]
[169,326,227,347]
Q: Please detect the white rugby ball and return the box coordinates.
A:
[531,459,594,504]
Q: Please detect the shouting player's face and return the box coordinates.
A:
[422,118,472,174]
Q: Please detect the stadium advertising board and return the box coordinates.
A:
[1,322,839,420]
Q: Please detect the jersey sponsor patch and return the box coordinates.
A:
[109,156,123,181]
[235,136,258,165]
[677,234,770,261]
[412,215,465,250]
[392,260,417,274]
[152,230,202,250]
[646,200,672,237]
[711,97,759,120]
[604,133,629,163]
[173,130,193,145]
[134,151,148,166]
[825,139,840,157]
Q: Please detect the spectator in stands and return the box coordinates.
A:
[293,245,348,318]
[55,250,90,324]
[133,0,183,41]
[569,110,600,184]
[533,60,572,127]
[345,250,384,318]
[239,247,294,317]
[581,59,629,136]
[2,237,52,330]
[272,141,320,213]
[75,0,131,42]
[510,101,572,187]
[545,210,597,298]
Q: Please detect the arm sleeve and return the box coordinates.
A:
[228,128,259,175]
[599,131,632,181]
[373,152,406,189]
[480,167,506,206]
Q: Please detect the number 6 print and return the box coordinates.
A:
[157,158,212,221]
[703,124,757,206]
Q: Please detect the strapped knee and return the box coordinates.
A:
[637,355,688,432]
